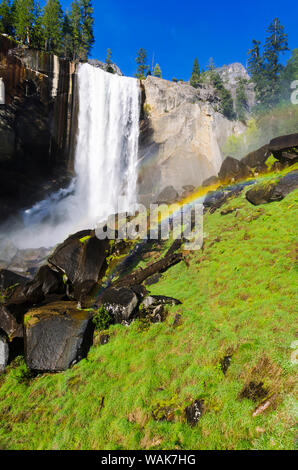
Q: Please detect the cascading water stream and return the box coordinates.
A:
[7,63,140,249]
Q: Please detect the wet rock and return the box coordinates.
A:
[0,332,9,372]
[140,295,181,324]
[142,295,182,308]
[48,230,109,301]
[0,269,29,291]
[268,133,298,163]
[0,304,23,340]
[101,287,139,324]
[185,399,204,426]
[246,170,298,205]
[156,186,179,204]
[241,144,269,172]
[218,156,251,183]
[24,301,94,372]
[99,334,110,345]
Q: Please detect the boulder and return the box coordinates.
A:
[139,295,181,323]
[0,269,29,291]
[0,333,9,372]
[156,186,179,204]
[241,144,269,171]
[246,170,298,205]
[101,287,139,324]
[24,301,94,372]
[23,265,65,303]
[202,175,219,187]
[185,399,204,426]
[48,230,109,301]
[218,156,251,183]
[268,133,298,163]
[0,304,23,340]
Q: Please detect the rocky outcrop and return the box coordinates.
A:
[216,63,255,111]
[101,287,139,324]
[24,301,94,372]
[138,76,246,204]
[0,35,77,221]
[246,170,298,205]
[241,145,270,172]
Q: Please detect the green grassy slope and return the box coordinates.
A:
[0,177,297,450]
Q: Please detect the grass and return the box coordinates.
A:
[0,172,297,450]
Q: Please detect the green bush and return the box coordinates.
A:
[92,306,113,331]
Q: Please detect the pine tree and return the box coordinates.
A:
[247,39,265,101]
[42,0,63,53]
[69,0,81,59]
[135,48,149,79]
[79,0,94,60]
[190,57,200,88]
[212,72,235,120]
[61,12,73,59]
[105,48,114,73]
[263,18,289,105]
[14,0,35,44]
[153,63,162,78]
[280,49,298,101]
[235,78,248,121]
[0,0,14,36]
[31,0,44,49]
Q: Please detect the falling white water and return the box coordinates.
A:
[7,63,140,249]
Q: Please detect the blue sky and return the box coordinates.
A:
[57,0,297,80]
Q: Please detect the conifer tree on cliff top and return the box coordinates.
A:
[0,0,14,36]
[153,63,162,78]
[79,0,94,60]
[42,0,63,53]
[14,0,35,44]
[190,57,200,88]
[135,48,149,79]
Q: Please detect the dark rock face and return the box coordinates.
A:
[268,133,298,163]
[24,301,94,372]
[156,186,179,204]
[218,156,251,183]
[241,144,269,171]
[48,230,109,301]
[101,287,139,324]
[0,35,76,222]
[246,170,298,205]
[0,332,9,372]
[185,399,204,426]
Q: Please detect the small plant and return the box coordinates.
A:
[143,103,151,116]
[92,306,113,331]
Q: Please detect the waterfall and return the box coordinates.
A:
[9,63,140,249]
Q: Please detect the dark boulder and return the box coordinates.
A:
[144,273,162,286]
[101,287,139,324]
[185,399,204,426]
[241,144,269,172]
[0,269,29,291]
[156,186,179,204]
[218,156,251,183]
[268,133,298,163]
[246,170,298,205]
[202,175,219,187]
[0,304,23,340]
[48,230,109,301]
[24,301,94,372]
[0,332,9,372]
[23,265,65,304]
